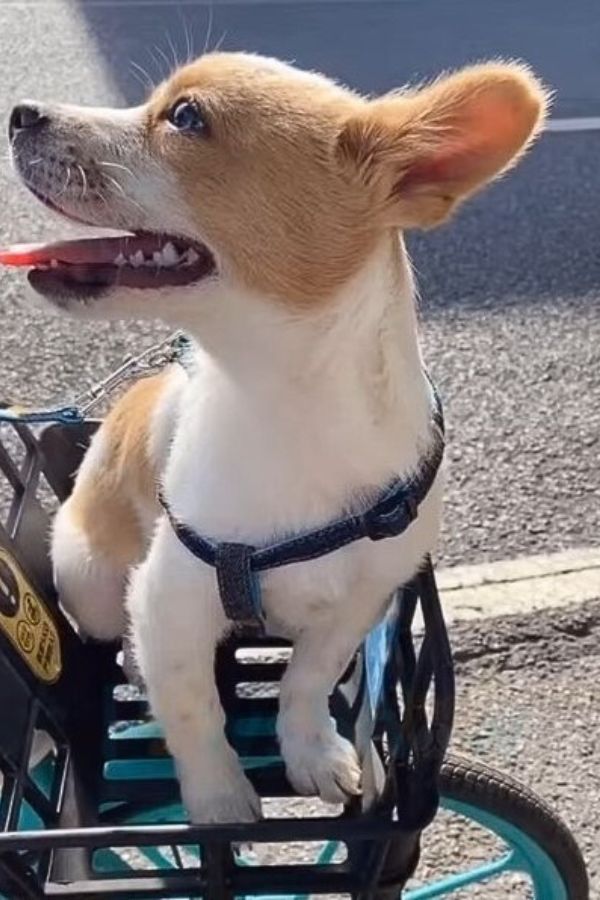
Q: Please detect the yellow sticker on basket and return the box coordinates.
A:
[0,548,62,683]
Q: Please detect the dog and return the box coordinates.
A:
[5,52,548,823]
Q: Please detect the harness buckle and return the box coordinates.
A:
[363,494,419,542]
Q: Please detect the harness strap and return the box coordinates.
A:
[214,542,263,631]
[159,380,444,631]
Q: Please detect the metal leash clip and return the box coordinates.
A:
[0,331,189,426]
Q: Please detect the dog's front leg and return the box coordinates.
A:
[127,522,261,823]
[277,606,380,805]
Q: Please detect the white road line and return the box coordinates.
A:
[547,117,600,133]
[436,547,600,624]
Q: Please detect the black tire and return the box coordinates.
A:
[437,754,589,900]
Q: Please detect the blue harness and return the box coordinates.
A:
[159,383,444,632]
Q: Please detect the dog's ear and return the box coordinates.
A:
[336,62,550,228]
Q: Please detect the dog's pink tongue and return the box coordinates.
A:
[0,234,164,268]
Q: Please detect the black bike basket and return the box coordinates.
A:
[0,418,454,899]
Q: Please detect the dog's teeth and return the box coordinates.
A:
[152,251,163,267]
[114,253,126,266]
[160,242,179,267]
[185,248,199,266]
[130,250,145,268]
[50,259,58,269]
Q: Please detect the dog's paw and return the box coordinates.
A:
[182,763,262,824]
[279,725,362,805]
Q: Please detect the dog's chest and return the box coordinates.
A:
[155,370,442,636]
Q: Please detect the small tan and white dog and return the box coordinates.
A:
[6,53,547,823]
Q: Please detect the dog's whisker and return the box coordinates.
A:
[179,11,194,65]
[102,173,146,216]
[212,29,228,54]
[93,186,108,206]
[202,3,214,57]
[189,24,195,64]
[55,165,72,199]
[147,47,164,82]
[102,172,126,198]
[153,43,173,79]
[166,31,180,71]
[98,160,136,180]
[129,67,150,94]
[129,60,156,94]
[76,163,88,200]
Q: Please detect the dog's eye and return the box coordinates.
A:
[167,99,206,135]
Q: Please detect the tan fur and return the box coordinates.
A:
[138,55,549,303]
[69,372,166,566]
[145,54,376,306]
[337,62,550,227]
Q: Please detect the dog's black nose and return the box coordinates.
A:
[9,103,48,140]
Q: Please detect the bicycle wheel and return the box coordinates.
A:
[85,753,588,900]
[403,754,589,900]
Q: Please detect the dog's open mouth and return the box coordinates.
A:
[0,232,217,301]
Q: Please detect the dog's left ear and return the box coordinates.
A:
[337,62,550,228]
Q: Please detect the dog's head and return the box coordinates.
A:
[6,52,548,323]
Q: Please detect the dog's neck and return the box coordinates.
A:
[188,234,424,392]
[173,234,433,526]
